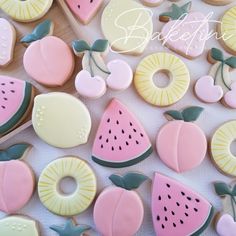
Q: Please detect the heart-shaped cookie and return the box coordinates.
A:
[223,82,236,109]
[216,214,236,236]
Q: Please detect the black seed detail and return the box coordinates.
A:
[116,120,119,125]
[185,213,189,217]
[129,135,132,139]
[122,129,125,134]
[164,207,167,212]
[10,90,15,93]
[126,141,129,146]
[140,133,144,137]
[136,140,139,144]
[158,196,161,200]
[173,223,176,227]
[1,90,5,94]
[99,135,102,140]
[194,208,198,212]
[165,216,168,221]
[166,183,170,188]
[114,136,117,140]
[1,105,5,109]
[119,110,122,115]
[185,205,189,209]
[176,202,180,206]
[101,144,103,148]
[90,0,93,2]
[171,211,175,216]
[4,97,7,100]
[77,4,80,8]
[195,199,200,203]
[10,81,14,84]
[180,220,184,224]
[161,224,165,229]
[187,197,192,201]
[107,118,110,123]
[168,195,171,199]
[133,128,137,132]
[157,215,160,221]
[112,146,114,151]
[181,192,185,196]
[119,146,122,150]
[130,122,133,126]
[106,138,109,143]
[1,83,5,85]
[109,129,111,134]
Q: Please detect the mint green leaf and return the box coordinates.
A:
[109,174,125,188]
[211,48,224,62]
[0,144,30,161]
[72,40,90,53]
[225,57,236,68]
[164,110,184,120]
[123,173,148,190]
[232,184,236,196]
[214,182,232,196]
[182,106,204,122]
[91,39,109,52]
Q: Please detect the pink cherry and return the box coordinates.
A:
[106,60,133,91]
[216,214,236,236]
[224,82,236,109]
[75,70,106,99]
[195,76,223,103]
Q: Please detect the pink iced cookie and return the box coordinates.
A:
[0,144,35,214]
[224,82,236,109]
[152,173,214,236]
[94,173,147,236]
[156,107,207,172]
[216,214,236,236]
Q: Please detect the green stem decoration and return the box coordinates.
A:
[231,196,236,221]
[90,51,111,75]
[213,62,231,90]
[89,51,94,77]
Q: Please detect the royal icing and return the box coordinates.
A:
[0,144,34,214]
[203,0,233,5]
[141,0,163,7]
[152,173,214,236]
[21,20,74,87]
[156,107,207,173]
[0,216,39,236]
[134,52,190,107]
[94,173,147,236]
[0,76,34,136]
[92,99,152,168]
[65,0,103,24]
[0,18,16,67]
[38,157,97,216]
[101,0,153,55]
[0,0,53,22]
[32,92,92,148]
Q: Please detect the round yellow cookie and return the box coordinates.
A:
[38,157,97,216]
[134,52,190,107]
[211,121,236,177]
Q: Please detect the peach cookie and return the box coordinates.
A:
[38,157,96,216]
[0,144,35,214]
[134,52,190,107]
[203,0,233,5]
[195,48,236,108]
[72,39,133,99]
[214,181,236,236]
[211,120,236,177]
[156,107,207,173]
[32,92,91,148]
[21,20,74,87]
[94,172,148,236]
[101,0,153,55]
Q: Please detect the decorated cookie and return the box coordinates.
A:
[72,39,133,99]
[0,18,16,67]
[134,52,190,107]
[0,216,39,236]
[0,76,35,136]
[195,48,236,109]
[211,120,236,177]
[38,157,96,216]
[156,107,207,173]
[0,144,35,214]
[94,172,148,236]
[159,2,209,59]
[152,173,214,236]
[92,99,152,168]
[101,0,153,55]
[141,0,163,7]
[203,0,233,5]
[66,0,103,24]
[21,20,74,87]
[0,0,53,22]
[32,92,91,148]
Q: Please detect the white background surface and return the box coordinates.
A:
[1,0,236,235]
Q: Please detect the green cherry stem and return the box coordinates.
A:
[231,196,236,221]
[89,51,94,77]
[90,52,111,75]
[214,62,231,90]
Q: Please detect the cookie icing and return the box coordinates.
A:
[203,0,233,5]
[141,0,164,7]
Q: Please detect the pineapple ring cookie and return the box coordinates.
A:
[211,120,236,177]
[38,157,97,216]
[0,0,53,22]
[134,53,190,107]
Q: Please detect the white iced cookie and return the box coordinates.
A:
[32,92,91,148]
[141,0,163,7]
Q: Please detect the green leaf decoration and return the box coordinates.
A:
[91,39,109,52]
[232,184,236,196]
[109,174,126,189]
[21,20,53,44]
[182,106,204,122]
[214,182,232,196]
[225,57,236,68]
[72,40,91,54]
[0,144,30,161]
[211,48,224,62]
[164,110,184,121]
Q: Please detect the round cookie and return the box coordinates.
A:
[0,0,53,22]
[94,172,148,236]
[141,0,164,7]
[38,157,97,216]
[203,0,234,5]
[134,52,190,107]
[211,120,236,177]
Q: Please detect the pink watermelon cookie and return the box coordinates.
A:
[92,99,152,168]
[0,76,35,136]
[152,173,214,236]
[156,106,207,172]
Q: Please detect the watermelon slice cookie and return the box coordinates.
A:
[152,173,214,236]
[92,99,152,168]
[0,76,35,136]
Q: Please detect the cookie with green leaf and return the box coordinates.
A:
[156,106,207,172]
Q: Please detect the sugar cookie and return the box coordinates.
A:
[134,52,190,107]
[0,215,39,236]
[141,0,163,7]
[101,0,153,55]
[159,1,209,59]
[203,0,233,5]
[72,39,133,99]
[38,157,97,216]
[92,99,152,168]
[32,92,91,148]
[195,48,236,109]
[156,107,207,173]
[0,76,35,136]
[152,173,214,236]
[0,144,35,214]
[21,20,74,87]
[0,0,53,22]
[94,172,148,236]
[211,120,236,177]
[65,0,103,24]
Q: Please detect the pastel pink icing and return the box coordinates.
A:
[94,186,144,236]
[23,36,74,87]
[0,160,34,214]
[224,82,236,109]
[216,214,236,236]
[156,120,207,172]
